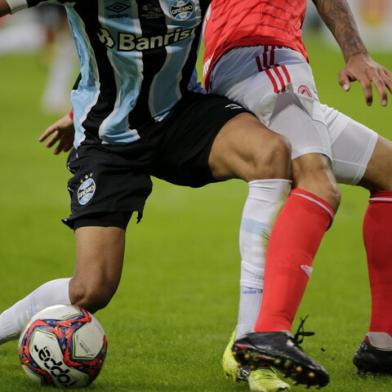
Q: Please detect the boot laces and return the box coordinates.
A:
[292,315,315,348]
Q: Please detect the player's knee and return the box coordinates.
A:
[293,154,340,210]
[297,175,341,210]
[319,181,341,210]
[249,133,291,180]
[70,278,115,313]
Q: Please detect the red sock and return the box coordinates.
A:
[254,188,335,332]
[364,192,392,335]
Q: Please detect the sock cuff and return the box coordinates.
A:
[290,188,335,220]
[370,191,392,203]
[247,179,291,203]
[248,179,292,186]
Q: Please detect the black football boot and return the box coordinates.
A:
[354,338,392,375]
[233,327,329,388]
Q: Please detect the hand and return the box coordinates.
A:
[339,53,392,106]
[39,113,75,155]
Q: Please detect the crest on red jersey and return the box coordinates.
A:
[298,85,313,98]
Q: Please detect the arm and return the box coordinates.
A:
[313,0,392,106]
[312,0,366,61]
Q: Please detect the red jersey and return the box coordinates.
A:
[203,0,308,88]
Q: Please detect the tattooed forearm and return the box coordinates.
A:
[312,0,368,61]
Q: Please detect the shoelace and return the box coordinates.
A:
[292,315,315,348]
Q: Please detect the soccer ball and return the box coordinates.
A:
[18,305,107,388]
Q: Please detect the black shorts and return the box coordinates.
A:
[63,93,249,230]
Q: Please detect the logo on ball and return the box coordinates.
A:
[77,175,96,205]
[33,345,76,388]
[19,305,107,388]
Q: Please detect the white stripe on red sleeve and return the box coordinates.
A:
[6,0,28,13]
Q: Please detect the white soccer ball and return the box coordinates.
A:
[18,305,107,388]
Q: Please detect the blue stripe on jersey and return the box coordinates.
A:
[96,0,142,144]
[66,6,100,148]
[76,1,120,143]
[148,0,203,120]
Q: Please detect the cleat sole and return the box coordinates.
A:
[233,345,328,388]
[284,360,292,369]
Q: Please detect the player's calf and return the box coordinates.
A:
[356,137,392,368]
[70,226,126,313]
[69,278,115,313]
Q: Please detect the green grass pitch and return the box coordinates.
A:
[0,34,391,391]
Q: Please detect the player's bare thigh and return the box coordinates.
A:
[267,95,340,209]
[359,136,392,192]
[70,226,126,313]
[322,104,383,189]
[208,113,291,182]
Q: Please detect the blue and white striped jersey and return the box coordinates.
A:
[7,0,209,147]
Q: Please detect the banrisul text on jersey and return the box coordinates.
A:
[8,0,210,147]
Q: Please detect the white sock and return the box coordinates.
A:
[237,286,263,339]
[236,179,291,339]
[0,278,71,343]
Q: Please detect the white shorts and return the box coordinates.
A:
[209,46,378,185]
